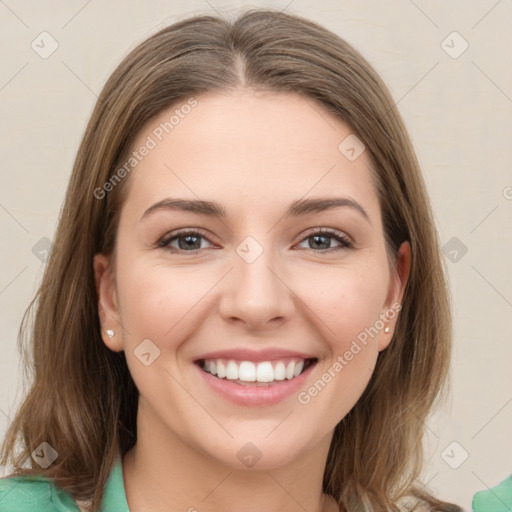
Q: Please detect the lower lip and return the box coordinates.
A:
[194,361,317,406]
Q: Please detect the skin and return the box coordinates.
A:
[94,89,411,512]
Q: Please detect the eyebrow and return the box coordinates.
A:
[141,196,371,225]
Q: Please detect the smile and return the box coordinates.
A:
[199,357,317,385]
[194,357,318,406]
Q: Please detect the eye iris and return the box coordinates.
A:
[310,234,331,250]
[179,234,201,250]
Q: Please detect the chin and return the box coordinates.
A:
[201,426,321,471]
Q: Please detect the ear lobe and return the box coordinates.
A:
[378,241,411,352]
[93,253,123,352]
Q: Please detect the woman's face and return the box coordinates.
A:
[95,89,410,470]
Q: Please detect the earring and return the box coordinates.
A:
[105,329,115,338]
[384,326,390,333]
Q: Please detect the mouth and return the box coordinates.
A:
[194,357,318,386]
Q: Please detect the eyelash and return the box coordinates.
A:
[157,227,354,255]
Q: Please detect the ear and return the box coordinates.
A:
[378,240,411,352]
[93,253,124,352]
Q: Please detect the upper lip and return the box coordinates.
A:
[194,348,317,363]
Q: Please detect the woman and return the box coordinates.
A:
[0,8,462,512]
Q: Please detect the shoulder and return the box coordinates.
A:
[0,474,80,512]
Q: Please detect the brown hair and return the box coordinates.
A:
[1,8,461,512]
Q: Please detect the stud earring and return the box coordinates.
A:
[105,329,115,338]
[384,326,390,333]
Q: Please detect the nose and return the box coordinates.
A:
[218,242,295,331]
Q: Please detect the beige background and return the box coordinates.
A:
[1,1,511,510]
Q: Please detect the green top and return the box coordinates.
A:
[0,457,129,511]
[1,458,510,512]
[472,474,512,512]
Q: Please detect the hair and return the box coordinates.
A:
[1,8,461,512]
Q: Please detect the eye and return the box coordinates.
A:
[158,228,215,253]
[295,228,353,252]
[157,227,354,254]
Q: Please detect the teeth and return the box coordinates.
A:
[239,361,256,381]
[200,357,311,383]
[256,361,273,382]
[217,360,226,378]
[293,360,304,377]
[274,362,286,380]
[285,361,295,379]
[226,360,238,380]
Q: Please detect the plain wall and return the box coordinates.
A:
[1,1,511,510]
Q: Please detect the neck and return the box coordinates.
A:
[122,399,338,512]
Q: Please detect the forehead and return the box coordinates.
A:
[120,89,381,224]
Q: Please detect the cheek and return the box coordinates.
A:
[295,262,388,349]
[292,264,386,413]
[114,257,210,404]
[117,259,207,343]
